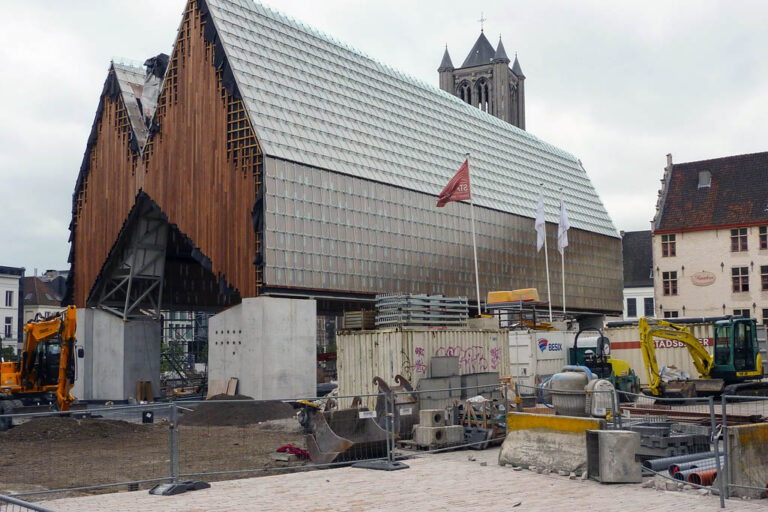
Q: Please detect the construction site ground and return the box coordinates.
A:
[0,400,305,496]
[31,447,761,512]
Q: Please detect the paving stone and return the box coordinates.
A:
[43,448,767,512]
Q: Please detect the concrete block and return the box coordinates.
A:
[419,409,446,427]
[209,297,316,400]
[726,422,768,499]
[418,398,454,411]
[416,376,461,399]
[73,308,161,401]
[429,356,459,378]
[460,372,500,399]
[499,412,607,474]
[586,430,642,483]
[413,426,447,447]
[445,425,464,444]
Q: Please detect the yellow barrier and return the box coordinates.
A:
[506,412,602,434]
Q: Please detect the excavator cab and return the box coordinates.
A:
[712,318,760,380]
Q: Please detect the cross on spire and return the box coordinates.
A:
[478,12,487,32]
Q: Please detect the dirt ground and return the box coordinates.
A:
[0,414,306,497]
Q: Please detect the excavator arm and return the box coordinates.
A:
[638,317,715,396]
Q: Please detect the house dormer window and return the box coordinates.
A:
[697,170,711,188]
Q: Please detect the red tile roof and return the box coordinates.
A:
[23,277,62,307]
[655,151,768,233]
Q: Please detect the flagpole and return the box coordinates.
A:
[540,186,553,323]
[467,153,482,317]
[560,188,566,317]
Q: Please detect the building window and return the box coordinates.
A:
[763,309,768,326]
[731,228,748,252]
[664,311,679,319]
[4,291,12,307]
[762,265,768,291]
[732,267,749,293]
[627,298,637,318]
[662,271,678,296]
[3,317,11,338]
[733,309,751,318]
[661,234,676,257]
[644,297,655,317]
[761,226,768,250]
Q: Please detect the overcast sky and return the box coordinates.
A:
[1,0,767,273]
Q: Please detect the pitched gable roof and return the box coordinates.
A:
[655,152,768,232]
[200,0,617,237]
[621,231,652,287]
[23,277,62,307]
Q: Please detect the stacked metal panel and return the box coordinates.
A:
[375,294,468,328]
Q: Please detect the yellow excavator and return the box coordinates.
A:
[638,316,765,398]
[0,306,78,429]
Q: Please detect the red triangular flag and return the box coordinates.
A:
[437,159,471,207]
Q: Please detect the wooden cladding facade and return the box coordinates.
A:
[71,0,262,307]
[71,91,141,307]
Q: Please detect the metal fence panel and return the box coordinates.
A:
[0,404,173,498]
[0,494,57,512]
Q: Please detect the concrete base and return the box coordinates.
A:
[208,297,315,400]
[414,426,446,446]
[498,412,606,474]
[586,430,642,483]
[73,309,161,401]
[419,409,446,427]
[445,425,464,444]
[726,422,768,498]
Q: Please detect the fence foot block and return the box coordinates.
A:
[352,460,409,471]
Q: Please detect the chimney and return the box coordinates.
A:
[666,153,673,168]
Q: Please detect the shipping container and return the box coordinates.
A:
[604,322,715,386]
[337,328,509,408]
[509,331,576,388]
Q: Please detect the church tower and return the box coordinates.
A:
[438,32,525,130]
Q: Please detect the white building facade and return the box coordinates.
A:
[652,153,768,323]
[0,266,25,354]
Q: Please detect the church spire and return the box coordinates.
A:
[438,45,454,72]
[511,53,525,78]
[461,32,495,67]
[493,36,510,64]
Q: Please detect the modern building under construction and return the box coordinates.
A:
[67,0,622,326]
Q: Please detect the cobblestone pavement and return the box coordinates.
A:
[43,448,763,511]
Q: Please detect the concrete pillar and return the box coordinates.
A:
[73,308,161,401]
[208,297,316,399]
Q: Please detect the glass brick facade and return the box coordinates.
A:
[263,158,623,313]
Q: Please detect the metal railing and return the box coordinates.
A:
[4,381,768,509]
[0,494,57,512]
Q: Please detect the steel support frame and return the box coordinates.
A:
[94,203,168,320]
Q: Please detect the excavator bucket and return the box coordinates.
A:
[661,379,724,398]
[305,408,389,465]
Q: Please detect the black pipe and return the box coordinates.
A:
[643,451,715,471]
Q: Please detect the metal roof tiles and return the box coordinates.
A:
[204,0,618,237]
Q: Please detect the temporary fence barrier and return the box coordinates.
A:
[6,382,768,509]
[0,494,57,512]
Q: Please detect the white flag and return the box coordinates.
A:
[557,199,570,254]
[535,192,546,252]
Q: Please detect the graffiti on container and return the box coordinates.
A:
[409,345,501,375]
[434,345,499,373]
